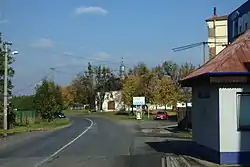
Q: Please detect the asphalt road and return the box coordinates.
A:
[0,116,138,167]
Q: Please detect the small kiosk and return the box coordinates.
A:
[180,30,250,165]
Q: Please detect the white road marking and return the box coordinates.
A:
[34,118,93,167]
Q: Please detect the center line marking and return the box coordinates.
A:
[34,118,93,167]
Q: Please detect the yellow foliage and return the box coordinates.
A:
[154,76,178,106]
[61,86,74,106]
[122,75,140,106]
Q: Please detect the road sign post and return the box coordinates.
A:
[133,97,145,120]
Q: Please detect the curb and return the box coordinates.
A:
[138,131,192,140]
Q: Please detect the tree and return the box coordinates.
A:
[178,62,196,103]
[71,74,89,106]
[127,63,152,103]
[154,76,178,109]
[122,75,140,106]
[146,69,161,105]
[162,61,180,85]
[33,79,63,121]
[61,86,74,108]
[0,33,15,113]
[70,62,121,111]
[94,65,119,111]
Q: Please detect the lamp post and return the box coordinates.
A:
[3,41,18,130]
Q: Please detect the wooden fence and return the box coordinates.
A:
[14,110,37,125]
[177,107,192,129]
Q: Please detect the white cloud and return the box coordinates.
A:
[0,19,9,24]
[95,52,111,59]
[63,51,73,56]
[28,38,53,49]
[74,6,108,15]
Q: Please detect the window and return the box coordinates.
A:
[236,93,250,131]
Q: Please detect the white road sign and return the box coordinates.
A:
[133,97,145,105]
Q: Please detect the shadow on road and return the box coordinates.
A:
[146,140,218,164]
[167,115,177,122]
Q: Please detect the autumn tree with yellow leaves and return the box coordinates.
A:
[122,75,140,106]
[153,76,179,108]
[61,86,74,107]
[122,61,195,108]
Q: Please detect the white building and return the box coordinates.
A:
[96,91,123,112]
[206,9,228,59]
[180,30,250,165]
[148,102,192,110]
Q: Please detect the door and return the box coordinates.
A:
[108,101,115,110]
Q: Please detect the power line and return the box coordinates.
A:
[12,72,50,94]
[53,69,75,76]
[61,54,120,65]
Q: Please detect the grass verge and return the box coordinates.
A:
[168,131,192,139]
[63,110,155,121]
[0,118,71,137]
[63,110,90,116]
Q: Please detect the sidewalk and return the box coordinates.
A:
[137,120,193,139]
[134,121,220,167]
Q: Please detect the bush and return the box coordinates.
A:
[33,79,64,121]
[115,110,129,116]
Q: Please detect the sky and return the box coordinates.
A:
[0,0,247,95]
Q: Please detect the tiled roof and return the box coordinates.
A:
[181,29,250,81]
[205,15,227,22]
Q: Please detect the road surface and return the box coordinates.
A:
[0,116,167,167]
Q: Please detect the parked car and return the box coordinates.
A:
[54,112,66,118]
[154,111,168,120]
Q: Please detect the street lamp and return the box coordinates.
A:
[3,42,18,130]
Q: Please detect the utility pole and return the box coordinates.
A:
[50,68,55,82]
[3,41,12,131]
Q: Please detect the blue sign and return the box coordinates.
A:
[228,0,250,43]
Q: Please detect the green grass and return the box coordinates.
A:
[0,118,71,136]
[169,131,192,139]
[63,109,90,116]
[63,109,154,122]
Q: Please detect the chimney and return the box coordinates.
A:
[213,7,217,17]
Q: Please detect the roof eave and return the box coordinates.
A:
[180,72,250,87]
[205,15,228,22]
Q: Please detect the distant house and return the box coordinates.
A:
[96,91,123,112]
[148,102,192,110]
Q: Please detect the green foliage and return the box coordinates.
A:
[71,62,122,111]
[69,60,195,110]
[94,65,120,111]
[178,62,196,103]
[0,33,15,113]
[33,79,64,121]
[11,95,34,110]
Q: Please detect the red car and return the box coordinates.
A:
[154,111,168,120]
